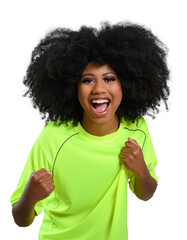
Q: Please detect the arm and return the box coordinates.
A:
[12,196,36,227]
[12,168,55,227]
[120,138,157,201]
[134,168,157,201]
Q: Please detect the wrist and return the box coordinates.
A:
[135,166,150,179]
[21,190,37,208]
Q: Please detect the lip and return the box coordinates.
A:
[90,97,111,102]
[89,100,111,117]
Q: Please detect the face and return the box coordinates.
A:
[78,61,122,127]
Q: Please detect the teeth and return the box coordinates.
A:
[91,99,109,104]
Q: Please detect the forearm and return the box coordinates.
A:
[12,169,54,227]
[134,169,157,201]
[12,194,36,227]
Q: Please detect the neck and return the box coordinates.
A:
[81,115,120,137]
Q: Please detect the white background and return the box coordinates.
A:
[1,0,187,239]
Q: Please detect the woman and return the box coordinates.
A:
[11,21,170,239]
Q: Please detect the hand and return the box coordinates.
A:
[23,168,55,206]
[120,138,148,177]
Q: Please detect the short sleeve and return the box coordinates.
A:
[128,118,158,193]
[10,126,53,215]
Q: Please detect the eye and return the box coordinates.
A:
[104,77,116,82]
[81,78,94,83]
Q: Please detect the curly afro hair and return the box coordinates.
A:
[23,21,170,126]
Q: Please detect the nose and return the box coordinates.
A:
[91,79,106,94]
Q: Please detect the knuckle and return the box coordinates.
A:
[31,172,39,182]
[136,145,140,151]
[30,172,35,179]
[125,158,130,165]
[45,189,51,196]
[39,178,43,184]
[132,150,137,155]
[41,185,49,195]
[40,168,46,172]
[46,186,54,195]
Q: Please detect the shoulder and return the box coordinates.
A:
[120,116,149,133]
[120,117,150,149]
[34,121,78,147]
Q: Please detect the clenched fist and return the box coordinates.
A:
[120,137,148,177]
[23,168,55,206]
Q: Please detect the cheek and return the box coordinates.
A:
[78,83,84,98]
[114,84,123,105]
[78,85,89,108]
[116,93,122,109]
[78,89,84,107]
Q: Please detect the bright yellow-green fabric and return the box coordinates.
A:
[11,117,158,240]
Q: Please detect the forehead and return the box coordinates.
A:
[82,61,116,75]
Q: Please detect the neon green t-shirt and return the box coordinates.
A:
[11,117,158,240]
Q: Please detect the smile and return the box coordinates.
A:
[90,99,111,116]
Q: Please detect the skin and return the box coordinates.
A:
[78,61,157,200]
[120,137,157,200]
[12,168,54,227]
[78,61,122,137]
[12,61,157,227]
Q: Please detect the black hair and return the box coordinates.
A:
[23,21,170,126]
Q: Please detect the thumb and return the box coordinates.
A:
[128,137,138,145]
[46,171,52,176]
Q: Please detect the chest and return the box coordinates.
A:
[52,136,124,209]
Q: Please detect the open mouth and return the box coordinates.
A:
[90,99,111,114]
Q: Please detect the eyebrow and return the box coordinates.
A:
[81,72,116,78]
